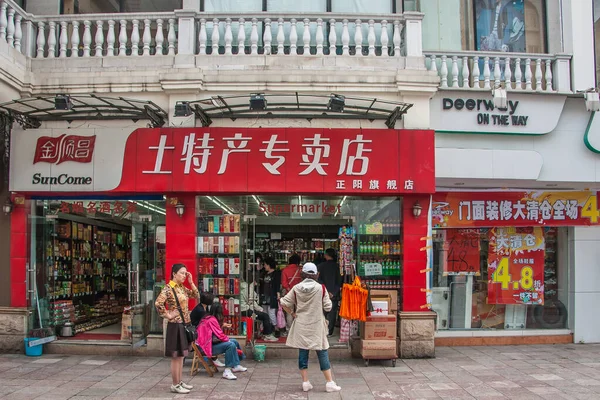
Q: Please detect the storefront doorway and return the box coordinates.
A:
[28,198,166,347]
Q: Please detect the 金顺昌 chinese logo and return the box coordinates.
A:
[33,134,96,165]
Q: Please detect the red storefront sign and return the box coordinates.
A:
[432,191,599,228]
[487,227,545,305]
[443,229,481,275]
[115,128,435,194]
[34,134,96,165]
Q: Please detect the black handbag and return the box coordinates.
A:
[171,286,198,344]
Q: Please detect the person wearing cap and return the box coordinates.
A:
[279,262,342,393]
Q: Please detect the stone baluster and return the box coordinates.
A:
[36,21,45,58]
[302,18,310,56]
[154,19,163,55]
[367,19,375,56]
[316,18,324,56]
[59,21,68,57]
[14,15,21,52]
[250,18,258,55]
[167,18,175,55]
[504,57,512,90]
[483,56,491,89]
[224,18,232,55]
[263,18,271,55]
[545,59,553,92]
[0,3,7,41]
[211,18,220,55]
[472,56,480,88]
[429,55,437,73]
[237,18,245,55]
[525,58,532,91]
[535,58,543,91]
[6,8,14,46]
[440,55,448,88]
[289,18,297,55]
[380,20,388,57]
[71,21,80,57]
[82,20,91,57]
[341,19,349,56]
[462,56,470,88]
[107,20,116,56]
[95,20,104,57]
[118,20,127,56]
[198,18,206,55]
[131,19,140,55]
[328,19,336,56]
[276,18,284,55]
[514,58,522,90]
[451,56,459,87]
[354,19,362,56]
[393,20,400,56]
[142,19,151,56]
[493,57,501,88]
[46,21,56,57]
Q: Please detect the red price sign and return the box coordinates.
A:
[443,229,481,275]
[487,227,545,305]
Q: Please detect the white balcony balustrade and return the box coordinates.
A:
[425,51,573,93]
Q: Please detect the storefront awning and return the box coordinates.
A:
[0,95,167,129]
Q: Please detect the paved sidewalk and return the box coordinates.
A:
[2,344,600,399]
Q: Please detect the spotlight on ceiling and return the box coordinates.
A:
[328,94,345,113]
[54,94,73,111]
[249,93,267,111]
[174,101,193,117]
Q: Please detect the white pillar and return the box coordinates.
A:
[561,0,594,92]
[403,12,423,59]
[182,0,200,10]
[176,10,196,61]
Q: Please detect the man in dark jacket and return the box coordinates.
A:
[318,248,342,337]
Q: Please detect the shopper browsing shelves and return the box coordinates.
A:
[259,257,282,336]
[240,274,277,342]
[318,249,343,337]
[281,254,303,334]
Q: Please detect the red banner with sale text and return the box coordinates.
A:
[433,191,600,228]
[487,227,545,305]
[443,229,481,275]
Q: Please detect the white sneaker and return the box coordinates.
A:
[213,358,225,367]
[232,365,247,372]
[326,381,341,392]
[263,334,278,342]
[222,368,237,380]
[179,381,193,390]
[170,384,190,394]
[302,381,313,392]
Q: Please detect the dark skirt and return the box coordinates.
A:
[165,322,191,358]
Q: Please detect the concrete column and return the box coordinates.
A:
[182,0,201,10]
[561,0,595,91]
[24,0,60,15]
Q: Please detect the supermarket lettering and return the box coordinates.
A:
[259,201,341,216]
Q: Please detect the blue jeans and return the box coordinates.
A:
[298,349,331,371]
[212,339,244,368]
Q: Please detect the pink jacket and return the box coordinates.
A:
[195,316,229,358]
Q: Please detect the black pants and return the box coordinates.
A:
[241,310,274,335]
[326,298,339,336]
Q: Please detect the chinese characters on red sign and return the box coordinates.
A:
[433,191,599,227]
[443,229,481,275]
[115,128,435,194]
[487,227,544,305]
[34,134,96,165]
[57,201,137,216]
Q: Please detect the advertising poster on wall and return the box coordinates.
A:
[487,227,545,305]
[443,229,481,276]
[476,0,526,52]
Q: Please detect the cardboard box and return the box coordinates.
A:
[359,339,397,358]
[360,314,397,340]
[371,290,398,312]
[371,300,389,316]
[120,312,132,340]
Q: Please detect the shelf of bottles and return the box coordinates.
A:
[45,219,131,331]
[356,218,403,289]
[197,214,242,335]
[257,238,340,264]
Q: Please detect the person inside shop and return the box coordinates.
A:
[155,263,199,395]
[280,262,341,393]
[318,248,343,338]
[190,292,215,327]
[196,303,247,380]
[259,257,282,336]
[241,273,278,342]
[281,254,303,334]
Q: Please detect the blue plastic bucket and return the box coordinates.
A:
[253,344,267,362]
[24,338,43,357]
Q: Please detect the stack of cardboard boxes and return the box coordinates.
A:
[358,289,398,361]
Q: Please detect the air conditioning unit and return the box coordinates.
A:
[431,287,451,330]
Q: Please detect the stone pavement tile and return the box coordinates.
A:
[241,393,276,400]
[463,384,505,398]
[205,392,244,400]
[340,393,374,400]
[77,387,118,397]
[486,380,522,389]
[273,393,308,399]
[529,374,565,381]
[401,389,441,399]
[371,389,408,399]
[427,383,462,391]
[436,389,476,399]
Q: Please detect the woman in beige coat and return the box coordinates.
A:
[280,262,342,393]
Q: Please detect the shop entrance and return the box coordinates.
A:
[28,198,166,346]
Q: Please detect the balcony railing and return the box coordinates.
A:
[0,0,424,59]
[425,51,572,93]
